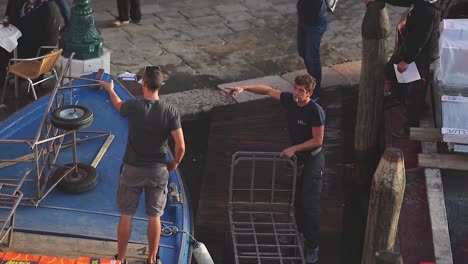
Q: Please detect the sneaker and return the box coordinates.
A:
[305,246,319,264]
[111,20,130,27]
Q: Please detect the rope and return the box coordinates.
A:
[161,224,199,245]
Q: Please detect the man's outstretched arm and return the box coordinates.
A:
[99,80,124,111]
[227,84,281,100]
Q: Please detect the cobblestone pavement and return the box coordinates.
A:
[1,0,406,96]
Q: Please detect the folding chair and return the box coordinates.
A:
[0,47,62,107]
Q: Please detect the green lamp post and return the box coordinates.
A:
[59,0,103,60]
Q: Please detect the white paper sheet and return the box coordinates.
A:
[394,62,421,83]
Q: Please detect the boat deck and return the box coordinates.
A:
[0,73,191,264]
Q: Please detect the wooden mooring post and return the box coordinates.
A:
[355,0,390,177]
[362,148,405,264]
[344,2,391,263]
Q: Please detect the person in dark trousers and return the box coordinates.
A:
[1,0,65,92]
[111,0,141,27]
[370,0,443,136]
[100,66,185,264]
[55,0,70,27]
[227,74,325,264]
[297,0,328,101]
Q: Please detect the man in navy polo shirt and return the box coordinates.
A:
[227,74,325,264]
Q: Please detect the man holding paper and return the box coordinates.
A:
[380,0,444,137]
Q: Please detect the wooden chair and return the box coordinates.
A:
[0,47,62,106]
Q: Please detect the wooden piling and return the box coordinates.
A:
[362,148,406,264]
[345,2,391,262]
[355,0,390,169]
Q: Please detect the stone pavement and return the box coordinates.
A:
[0,0,407,117]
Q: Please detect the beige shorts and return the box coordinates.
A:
[117,163,168,217]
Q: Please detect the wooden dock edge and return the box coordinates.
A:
[409,127,442,142]
[418,153,468,171]
[421,83,453,264]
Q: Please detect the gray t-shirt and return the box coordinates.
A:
[120,99,181,167]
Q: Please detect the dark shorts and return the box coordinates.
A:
[117,163,169,217]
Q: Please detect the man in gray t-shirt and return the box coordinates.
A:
[100,66,185,264]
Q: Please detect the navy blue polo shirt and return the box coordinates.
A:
[280,92,325,146]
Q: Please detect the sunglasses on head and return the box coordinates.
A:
[145,65,161,75]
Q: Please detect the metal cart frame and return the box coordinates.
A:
[0,55,113,206]
[229,151,305,264]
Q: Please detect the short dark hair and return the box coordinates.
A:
[294,74,316,93]
[143,66,164,91]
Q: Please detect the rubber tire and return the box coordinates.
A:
[50,105,93,130]
[53,163,98,194]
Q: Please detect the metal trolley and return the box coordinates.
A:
[229,151,305,264]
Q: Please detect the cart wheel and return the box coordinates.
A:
[54,163,98,194]
[50,105,93,130]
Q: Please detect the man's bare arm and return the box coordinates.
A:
[280,126,324,158]
[167,128,186,171]
[227,84,281,100]
[99,80,124,111]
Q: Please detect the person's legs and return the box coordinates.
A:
[300,152,324,263]
[54,0,70,26]
[297,25,306,64]
[406,58,430,127]
[116,163,144,261]
[406,78,428,127]
[117,214,133,261]
[129,0,142,22]
[116,0,130,22]
[294,159,305,233]
[297,7,327,100]
[301,152,324,248]
[147,216,162,263]
[145,164,169,263]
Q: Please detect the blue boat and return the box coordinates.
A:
[0,66,192,263]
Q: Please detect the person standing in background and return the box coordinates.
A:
[111,0,141,27]
[297,0,328,102]
[378,0,443,137]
